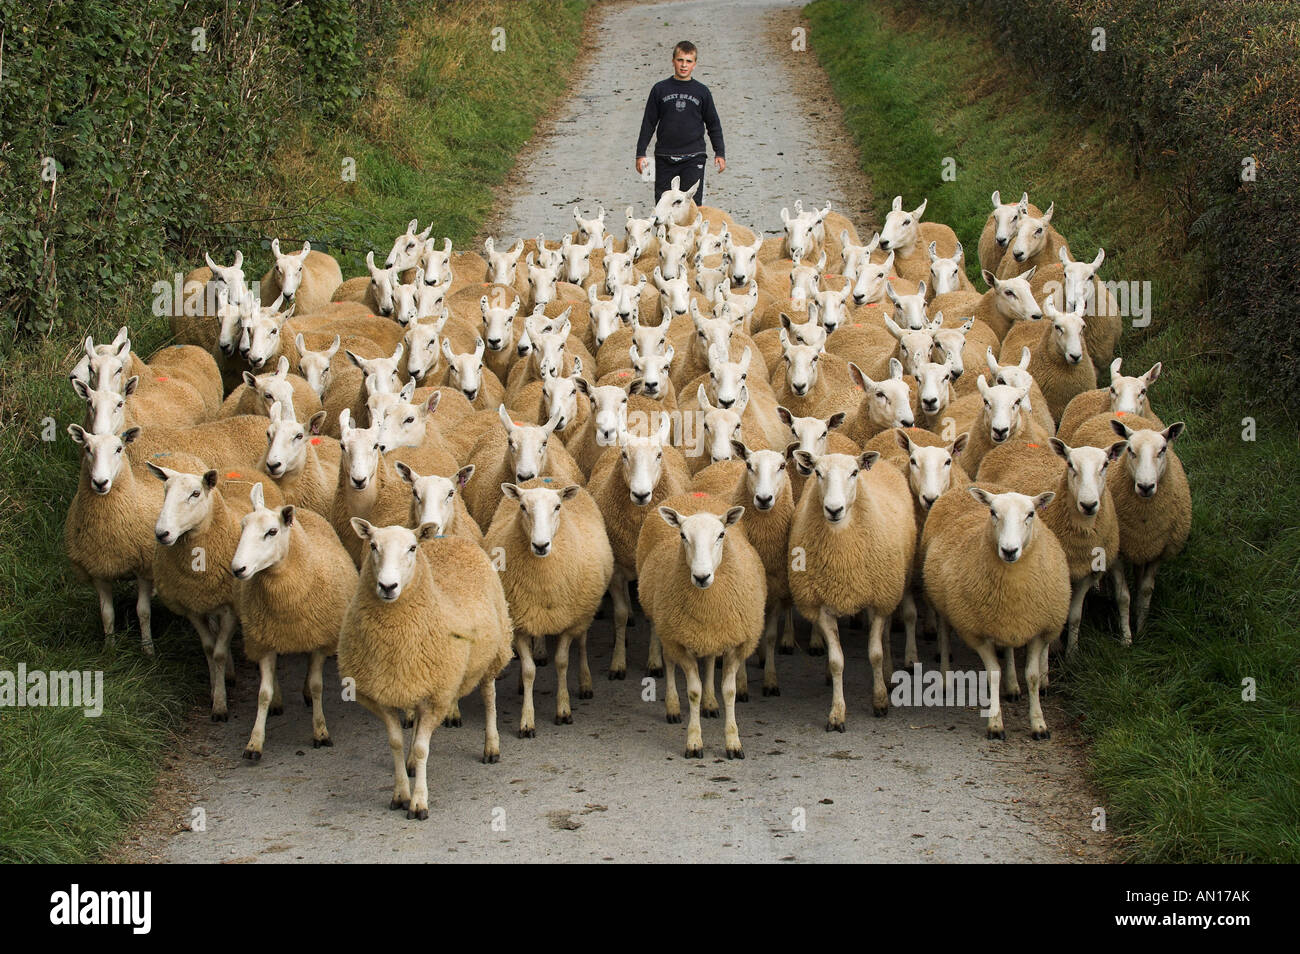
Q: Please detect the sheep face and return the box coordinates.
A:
[574,206,607,246]
[263,405,310,479]
[1043,297,1088,365]
[625,209,656,260]
[629,343,674,399]
[404,323,442,383]
[231,487,294,580]
[914,360,955,419]
[269,240,312,303]
[851,253,894,305]
[986,269,1042,323]
[1051,439,1122,517]
[149,465,218,545]
[737,444,788,511]
[780,335,821,398]
[610,276,646,324]
[779,312,826,351]
[587,290,622,348]
[603,247,636,293]
[781,201,827,262]
[989,192,1028,249]
[75,377,130,436]
[1059,247,1105,314]
[878,196,928,254]
[296,334,340,400]
[502,483,581,558]
[694,258,730,299]
[1113,420,1185,499]
[696,223,728,260]
[789,254,824,305]
[655,267,691,315]
[897,429,966,511]
[216,300,249,356]
[363,251,399,318]
[651,176,700,228]
[399,463,473,536]
[414,280,448,322]
[727,233,763,287]
[850,359,916,430]
[351,519,430,602]
[656,233,691,280]
[968,488,1053,564]
[885,316,936,376]
[560,234,597,285]
[385,219,432,271]
[1008,203,1055,263]
[779,407,844,458]
[241,306,289,370]
[885,281,928,331]
[928,241,965,295]
[694,309,734,364]
[977,376,1029,445]
[1108,359,1160,417]
[419,238,455,287]
[528,322,572,381]
[698,384,748,462]
[526,257,560,308]
[442,337,487,402]
[339,416,383,491]
[809,286,850,334]
[533,236,563,273]
[500,407,560,484]
[931,323,970,380]
[795,450,878,526]
[839,232,873,283]
[617,419,671,505]
[478,294,520,353]
[204,251,247,312]
[708,345,750,408]
[589,385,628,447]
[543,370,581,433]
[391,281,420,328]
[712,282,758,325]
[348,346,404,398]
[659,506,745,588]
[68,424,137,495]
[484,238,524,286]
[378,391,439,453]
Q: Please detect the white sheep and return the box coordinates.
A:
[1057,358,1163,443]
[259,239,344,316]
[877,196,959,286]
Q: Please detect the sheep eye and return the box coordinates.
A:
[1035,228,1043,235]
[266,528,277,538]
[370,542,377,551]
[373,443,379,450]
[404,416,414,425]
[944,459,952,467]
[554,505,561,512]
[293,433,302,441]
[656,452,662,460]
[191,490,200,499]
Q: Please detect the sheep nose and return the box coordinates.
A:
[793,384,808,396]
[92,478,109,493]
[631,490,651,505]
[516,471,536,483]
[1137,482,1156,497]
[997,238,1008,248]
[487,337,502,350]
[1068,353,1082,364]
[992,427,1009,442]
[755,494,773,510]
[824,505,844,521]
[351,476,368,490]
[464,388,478,401]
[922,494,937,509]
[531,542,550,557]
[900,416,915,428]
[385,259,395,269]
[878,239,891,250]
[1000,546,1020,562]
[266,462,282,475]
[156,530,171,543]
[1013,251,1025,261]
[1080,501,1099,516]
[232,565,247,579]
[377,581,398,600]
[718,397,733,408]
[692,573,712,588]
[923,399,938,412]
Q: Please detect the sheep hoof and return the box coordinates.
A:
[777,644,794,656]
[1031,729,1051,741]
[406,764,416,778]
[482,751,500,764]
[666,712,682,724]
[646,665,665,678]
[407,807,429,821]
[726,747,745,760]
[872,704,889,718]
[807,645,826,657]
[1002,690,1021,702]
[211,711,228,723]
[702,705,719,719]
[269,703,284,717]
[986,729,1006,741]
[737,691,749,703]
[242,748,262,761]
[518,726,535,739]
[399,712,412,728]
[443,715,462,728]
[826,718,846,733]
[577,688,594,700]
[609,668,626,681]
[555,713,573,725]
[762,686,780,697]
[685,745,704,758]
[389,798,409,811]
[313,736,333,748]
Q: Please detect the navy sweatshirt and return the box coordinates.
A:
[635,77,725,159]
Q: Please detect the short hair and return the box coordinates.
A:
[673,41,697,58]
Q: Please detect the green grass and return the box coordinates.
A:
[0,0,589,863]
[805,0,1300,862]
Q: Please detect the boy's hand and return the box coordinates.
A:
[715,156,727,173]
[636,156,649,174]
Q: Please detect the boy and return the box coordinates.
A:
[634,41,726,204]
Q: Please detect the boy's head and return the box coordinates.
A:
[672,41,697,81]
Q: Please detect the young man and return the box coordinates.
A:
[634,41,726,205]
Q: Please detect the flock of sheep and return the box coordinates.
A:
[63,178,1191,820]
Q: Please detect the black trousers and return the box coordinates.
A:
[654,154,706,205]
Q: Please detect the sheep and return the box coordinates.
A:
[913,358,959,428]
[842,358,920,446]
[927,241,975,298]
[637,502,765,758]
[1057,359,1163,443]
[877,196,959,286]
[148,464,284,720]
[922,487,1070,739]
[624,206,659,262]
[230,483,354,759]
[419,238,488,290]
[587,415,691,678]
[79,333,223,419]
[261,402,339,516]
[383,218,434,273]
[1028,247,1122,365]
[585,285,628,353]
[218,356,323,423]
[259,239,343,316]
[442,338,506,410]
[983,346,1057,437]
[486,480,614,734]
[725,231,766,291]
[558,233,603,288]
[74,363,208,436]
[594,312,674,380]
[824,319,899,382]
[779,200,829,262]
[847,251,903,307]
[935,268,1043,342]
[330,409,414,566]
[787,448,917,726]
[483,237,526,286]
[395,461,482,548]
[65,425,198,655]
[462,407,584,531]
[934,316,1000,396]
[651,175,702,228]
[807,285,854,336]
[338,519,512,818]
[995,202,1070,280]
[754,311,822,378]
[777,406,858,505]
[294,334,371,438]
[882,280,931,332]
[688,384,772,472]
[1000,295,1096,423]
[772,329,859,420]
[977,192,1043,275]
[940,375,1051,473]
[573,206,608,246]
[169,251,249,350]
[1069,415,1191,643]
[567,376,627,477]
[978,436,1125,656]
[330,251,400,319]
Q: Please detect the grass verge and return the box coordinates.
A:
[805,0,1300,862]
[0,0,590,863]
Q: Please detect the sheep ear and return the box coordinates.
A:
[1018,347,1031,370]
[424,390,441,415]
[1109,357,1123,380]
[497,405,515,431]
[1049,437,1070,460]
[950,432,970,456]
[928,241,937,261]
[560,484,581,501]
[120,426,142,445]
[145,461,169,481]
[1106,440,1127,464]
[456,464,475,489]
[308,410,327,435]
[1162,422,1186,444]
[394,461,415,484]
[242,370,258,389]
[723,506,745,528]
[968,486,995,509]
[250,482,266,509]
[1144,362,1162,385]
[730,438,750,461]
[889,357,904,380]
[858,451,880,471]
[1042,202,1054,224]
[1110,418,1133,440]
[982,269,997,289]
[415,522,440,542]
[791,449,816,474]
[894,429,913,453]
[776,405,793,427]
[891,196,903,211]
[345,350,364,369]
[72,377,91,402]
[783,441,801,461]
[658,506,683,529]
[349,516,373,540]
[501,483,521,502]
[847,362,869,392]
[827,411,846,429]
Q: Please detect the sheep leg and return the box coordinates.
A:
[646,623,665,678]
[243,652,278,761]
[973,639,1004,740]
[762,606,781,696]
[481,677,501,763]
[358,694,410,810]
[701,655,719,718]
[1039,639,1051,695]
[662,642,682,724]
[308,650,330,747]
[683,653,704,758]
[135,576,154,656]
[722,649,744,759]
[532,633,549,668]
[189,612,226,721]
[1111,560,1133,645]
[900,590,919,668]
[1134,560,1161,635]
[867,609,890,717]
[269,666,284,716]
[937,615,951,675]
[516,635,537,738]
[924,600,937,640]
[94,578,116,646]
[609,569,631,679]
[407,700,438,820]
[1001,646,1021,700]
[554,631,574,725]
[443,699,462,728]
[1066,574,1095,657]
[1026,635,1049,740]
[778,604,796,654]
[224,647,235,686]
[734,652,749,702]
[819,607,847,731]
[808,608,826,657]
[576,628,593,699]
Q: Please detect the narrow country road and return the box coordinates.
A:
[122,0,1112,863]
